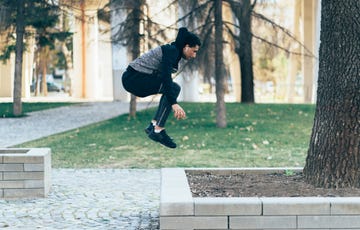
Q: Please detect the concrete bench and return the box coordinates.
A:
[0,148,51,199]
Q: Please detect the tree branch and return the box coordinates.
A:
[251,32,314,58]
[223,19,317,58]
[147,0,213,38]
[252,11,315,57]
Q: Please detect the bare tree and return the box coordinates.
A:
[167,0,227,127]
[214,0,226,128]
[110,0,168,118]
[304,0,360,188]
[228,0,256,103]
[123,0,142,118]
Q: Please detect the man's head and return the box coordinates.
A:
[174,27,201,60]
[182,44,200,60]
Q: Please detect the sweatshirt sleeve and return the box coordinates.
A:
[160,45,180,105]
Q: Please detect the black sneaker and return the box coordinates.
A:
[148,129,177,148]
[144,123,154,135]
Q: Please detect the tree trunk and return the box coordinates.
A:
[238,0,254,103]
[303,0,360,188]
[229,0,255,103]
[34,50,40,96]
[61,43,73,95]
[41,46,48,96]
[128,0,142,118]
[214,0,226,128]
[12,0,25,116]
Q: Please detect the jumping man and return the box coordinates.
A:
[122,27,201,148]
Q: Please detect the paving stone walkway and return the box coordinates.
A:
[0,169,160,229]
[0,102,161,229]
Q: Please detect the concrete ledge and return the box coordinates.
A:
[160,168,193,216]
[329,197,360,214]
[298,215,360,229]
[230,215,297,229]
[262,197,330,215]
[160,168,360,230]
[194,197,262,216]
[0,148,51,199]
[160,216,227,230]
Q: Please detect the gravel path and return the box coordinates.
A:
[0,102,160,229]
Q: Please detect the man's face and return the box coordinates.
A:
[182,45,200,60]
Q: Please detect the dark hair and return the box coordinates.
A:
[175,27,201,49]
[185,32,201,47]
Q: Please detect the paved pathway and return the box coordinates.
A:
[0,169,160,229]
[0,102,161,229]
[0,102,150,147]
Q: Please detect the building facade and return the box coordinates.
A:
[0,0,320,103]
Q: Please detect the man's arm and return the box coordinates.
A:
[160,45,180,105]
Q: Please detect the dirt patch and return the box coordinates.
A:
[186,171,360,197]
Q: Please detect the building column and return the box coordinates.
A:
[0,32,34,98]
[313,0,321,103]
[110,2,129,101]
[176,1,199,102]
[287,0,301,103]
[71,0,113,100]
[22,32,35,98]
[302,0,316,103]
[176,71,200,102]
[223,2,241,102]
[0,33,13,97]
[71,10,84,98]
[84,9,100,99]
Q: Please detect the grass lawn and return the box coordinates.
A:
[17,103,315,169]
[0,102,74,117]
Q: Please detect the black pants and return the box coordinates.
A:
[122,66,181,127]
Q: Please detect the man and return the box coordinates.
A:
[122,27,201,148]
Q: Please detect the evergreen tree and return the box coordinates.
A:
[0,0,71,115]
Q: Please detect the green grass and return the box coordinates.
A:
[17,103,315,169]
[0,102,75,117]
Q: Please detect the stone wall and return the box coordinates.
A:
[0,148,51,199]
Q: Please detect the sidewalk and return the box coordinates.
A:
[0,101,151,147]
[0,102,160,229]
[0,169,160,229]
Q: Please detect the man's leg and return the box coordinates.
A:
[148,82,181,148]
[122,67,162,97]
[123,67,163,135]
[154,82,180,128]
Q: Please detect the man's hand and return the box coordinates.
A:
[172,104,186,120]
